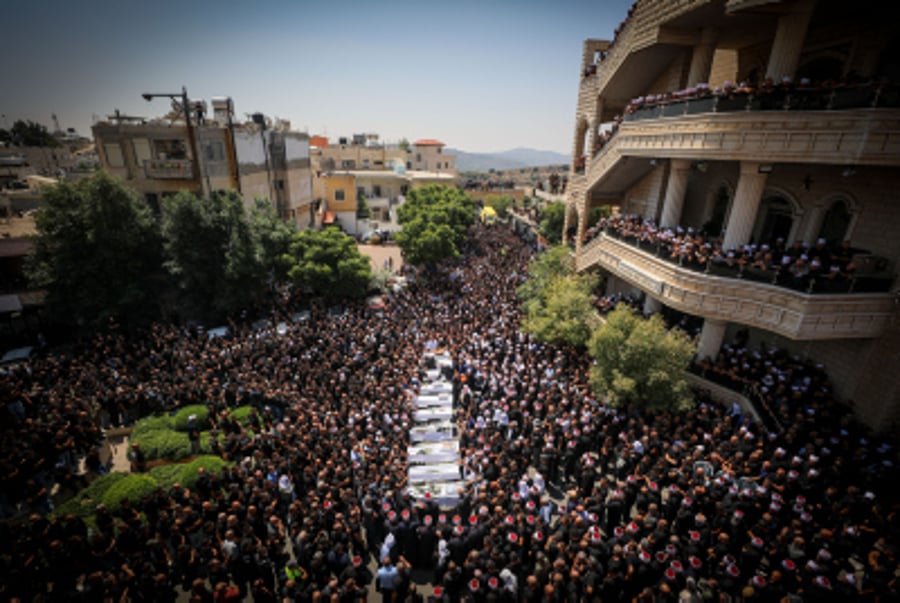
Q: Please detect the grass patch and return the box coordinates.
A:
[53,472,127,520]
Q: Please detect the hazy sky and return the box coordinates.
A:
[1,0,632,154]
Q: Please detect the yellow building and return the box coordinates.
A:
[566,0,900,427]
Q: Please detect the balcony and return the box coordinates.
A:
[576,233,896,340]
[143,159,194,180]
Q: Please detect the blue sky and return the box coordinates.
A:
[1,0,633,154]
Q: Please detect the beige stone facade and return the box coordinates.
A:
[567,0,900,427]
[92,102,312,228]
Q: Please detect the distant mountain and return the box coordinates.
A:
[449,147,569,172]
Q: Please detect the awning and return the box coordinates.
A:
[322,211,336,224]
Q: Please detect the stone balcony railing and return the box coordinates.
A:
[143,159,194,180]
[581,108,900,196]
[576,234,896,340]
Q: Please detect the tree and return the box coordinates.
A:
[521,272,598,348]
[587,306,696,411]
[281,227,372,301]
[395,185,477,266]
[356,192,371,219]
[249,198,296,282]
[517,245,573,305]
[483,194,515,219]
[161,190,263,321]
[26,172,164,329]
[4,120,59,147]
[539,201,566,245]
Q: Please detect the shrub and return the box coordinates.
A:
[100,473,159,511]
[54,472,127,520]
[178,455,231,488]
[131,428,193,461]
[130,414,174,439]
[147,463,185,487]
[228,405,256,427]
[173,404,210,432]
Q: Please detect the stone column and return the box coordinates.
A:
[801,204,824,246]
[575,200,588,254]
[696,319,727,362]
[562,202,573,246]
[643,295,662,316]
[687,27,718,87]
[722,162,768,250]
[765,0,817,82]
[659,159,692,228]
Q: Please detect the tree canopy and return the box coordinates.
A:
[587,305,696,411]
[539,201,566,245]
[280,227,372,301]
[518,246,597,347]
[0,120,60,147]
[395,185,477,266]
[26,172,164,329]
[161,190,264,321]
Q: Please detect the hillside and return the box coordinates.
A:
[449,147,568,171]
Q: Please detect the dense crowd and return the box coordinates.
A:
[583,214,861,293]
[1,223,898,603]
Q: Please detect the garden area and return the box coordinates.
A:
[51,404,257,525]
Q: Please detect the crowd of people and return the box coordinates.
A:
[1,223,898,603]
[582,214,861,293]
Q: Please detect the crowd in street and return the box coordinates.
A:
[1,223,898,602]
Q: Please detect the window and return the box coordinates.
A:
[341,159,355,169]
[416,153,422,162]
[372,185,382,197]
[204,141,226,162]
[335,189,345,201]
[438,147,442,154]
[275,179,285,191]
[406,161,412,169]
[133,138,152,165]
[357,186,366,199]
[104,143,124,167]
[818,200,852,245]
[362,159,370,168]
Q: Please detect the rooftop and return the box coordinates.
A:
[413,139,445,147]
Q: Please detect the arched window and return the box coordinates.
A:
[753,195,795,244]
[703,185,731,237]
[818,200,852,245]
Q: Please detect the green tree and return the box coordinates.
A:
[587,306,696,411]
[26,172,164,329]
[249,198,296,282]
[281,227,372,301]
[483,194,515,219]
[521,272,598,348]
[356,192,371,219]
[517,245,573,305]
[5,119,60,147]
[162,190,263,321]
[539,201,566,245]
[395,184,476,266]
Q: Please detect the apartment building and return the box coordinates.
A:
[92,98,313,228]
[311,135,456,233]
[565,0,900,427]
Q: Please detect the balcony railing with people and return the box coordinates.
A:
[583,215,894,295]
[588,77,899,159]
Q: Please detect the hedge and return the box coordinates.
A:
[101,473,159,511]
[173,404,210,432]
[148,455,231,489]
[228,405,256,426]
[130,413,174,439]
[53,472,128,520]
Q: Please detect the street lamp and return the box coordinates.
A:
[141,86,210,196]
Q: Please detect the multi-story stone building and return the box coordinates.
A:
[565,0,900,427]
[92,98,313,228]
[311,135,456,234]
